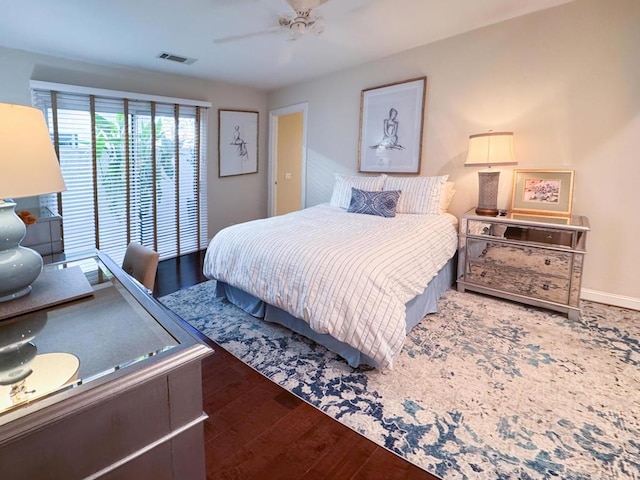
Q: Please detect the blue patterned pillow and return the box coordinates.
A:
[347,188,401,218]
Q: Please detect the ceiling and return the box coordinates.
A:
[0,0,574,91]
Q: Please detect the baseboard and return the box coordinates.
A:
[581,289,640,311]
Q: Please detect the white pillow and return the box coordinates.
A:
[330,173,386,209]
[440,181,456,213]
[383,175,449,214]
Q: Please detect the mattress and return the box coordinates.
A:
[216,255,456,368]
[204,204,458,368]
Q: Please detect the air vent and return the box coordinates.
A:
[156,52,197,65]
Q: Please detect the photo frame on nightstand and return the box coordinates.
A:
[509,213,572,225]
[511,169,574,216]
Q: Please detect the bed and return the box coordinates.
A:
[203,174,458,369]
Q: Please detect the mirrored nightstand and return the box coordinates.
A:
[457,208,590,320]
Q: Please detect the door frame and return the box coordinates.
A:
[268,102,308,217]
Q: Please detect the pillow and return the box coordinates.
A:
[383,175,449,214]
[347,188,401,218]
[330,173,386,209]
[440,181,456,213]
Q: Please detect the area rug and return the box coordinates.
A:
[160,281,640,480]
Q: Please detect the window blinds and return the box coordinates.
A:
[32,86,209,264]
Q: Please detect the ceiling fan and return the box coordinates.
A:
[213,0,329,44]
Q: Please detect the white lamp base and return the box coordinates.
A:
[0,200,43,303]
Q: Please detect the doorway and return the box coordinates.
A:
[268,103,308,217]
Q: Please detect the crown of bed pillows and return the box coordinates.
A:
[329,174,455,217]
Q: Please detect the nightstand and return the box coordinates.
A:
[457,208,589,320]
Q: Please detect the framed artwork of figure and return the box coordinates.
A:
[219,109,258,177]
[358,77,426,174]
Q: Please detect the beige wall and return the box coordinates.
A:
[1,0,637,306]
[0,45,269,240]
[276,111,303,215]
[268,0,640,307]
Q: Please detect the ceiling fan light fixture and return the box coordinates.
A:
[284,8,324,40]
[290,21,305,39]
[213,1,326,44]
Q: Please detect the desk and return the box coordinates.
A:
[0,251,213,479]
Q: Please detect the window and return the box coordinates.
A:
[31,82,209,264]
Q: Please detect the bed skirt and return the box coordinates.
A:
[215,255,457,368]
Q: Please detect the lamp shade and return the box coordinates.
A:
[465,131,516,167]
[0,103,66,303]
[0,103,66,199]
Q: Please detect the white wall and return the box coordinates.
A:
[0,46,269,240]
[267,0,640,307]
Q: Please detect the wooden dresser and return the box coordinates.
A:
[457,209,590,320]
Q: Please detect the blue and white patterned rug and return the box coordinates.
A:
[160,281,640,479]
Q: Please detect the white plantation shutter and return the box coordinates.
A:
[31,83,209,264]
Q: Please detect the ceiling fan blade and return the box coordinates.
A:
[262,0,296,14]
[264,0,328,14]
[287,0,329,10]
[213,26,282,44]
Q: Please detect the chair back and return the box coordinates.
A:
[122,242,159,291]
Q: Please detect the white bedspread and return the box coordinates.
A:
[203,204,458,369]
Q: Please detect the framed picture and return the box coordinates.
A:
[509,212,572,225]
[511,169,575,216]
[358,77,426,174]
[218,109,258,177]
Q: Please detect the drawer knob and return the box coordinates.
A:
[480,271,487,278]
[545,259,551,266]
[546,235,553,240]
[542,283,550,290]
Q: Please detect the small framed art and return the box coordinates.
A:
[218,109,258,177]
[509,213,572,225]
[358,77,426,174]
[511,169,575,216]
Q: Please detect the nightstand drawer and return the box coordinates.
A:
[466,262,570,304]
[530,277,570,304]
[505,226,575,248]
[467,239,572,278]
[467,219,577,248]
[466,262,530,295]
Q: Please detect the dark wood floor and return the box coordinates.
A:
[156,251,439,480]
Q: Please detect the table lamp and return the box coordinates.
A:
[0,103,66,302]
[465,131,516,216]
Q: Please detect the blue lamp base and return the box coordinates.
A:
[0,200,43,303]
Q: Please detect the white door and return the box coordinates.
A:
[268,103,308,217]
